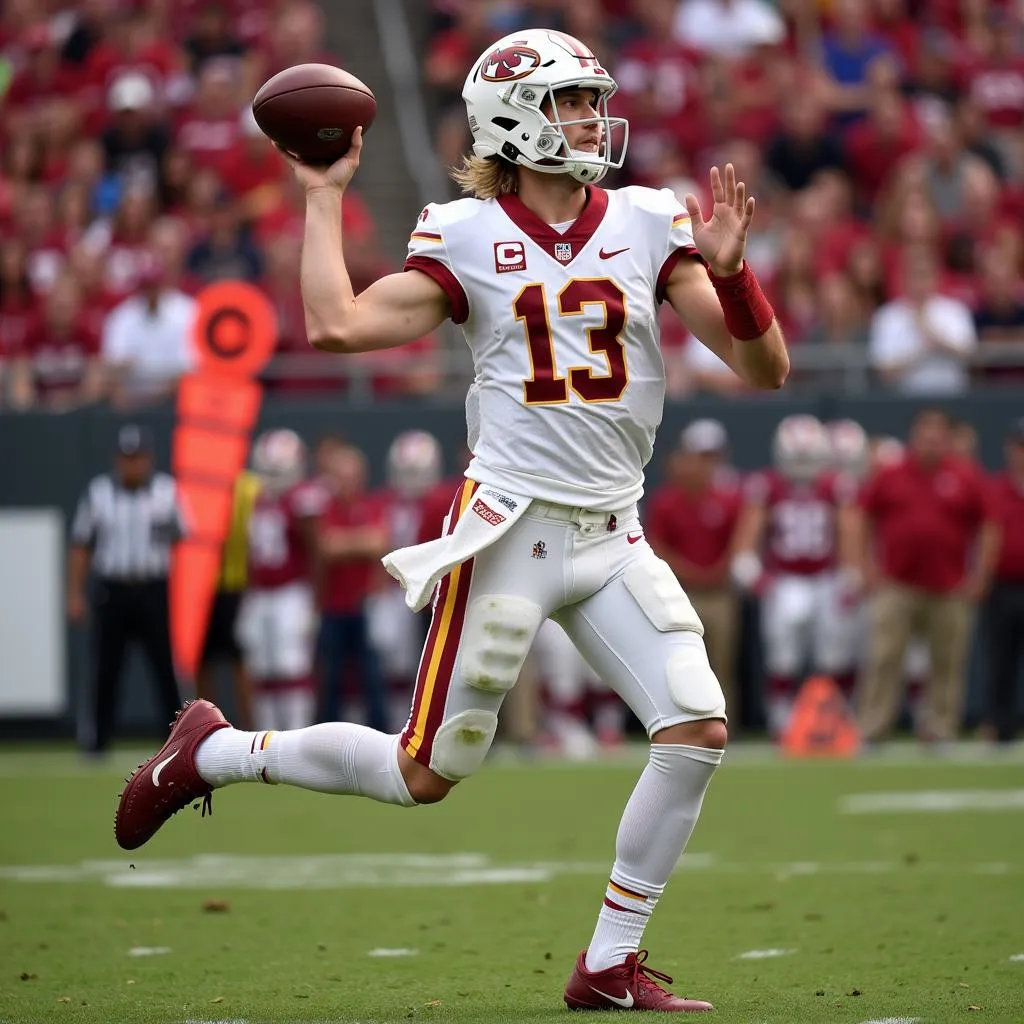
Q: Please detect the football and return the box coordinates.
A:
[251,63,377,165]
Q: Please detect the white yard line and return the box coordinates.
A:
[127,946,172,957]
[735,948,796,959]
[367,947,419,957]
[841,789,1024,814]
[858,1018,921,1024]
[0,852,1020,890]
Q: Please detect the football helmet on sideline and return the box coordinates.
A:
[251,429,307,494]
[772,414,831,482]
[387,430,443,500]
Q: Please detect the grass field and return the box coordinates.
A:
[1,742,1023,1023]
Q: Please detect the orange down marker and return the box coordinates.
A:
[780,675,862,758]
[170,281,277,683]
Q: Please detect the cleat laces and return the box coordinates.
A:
[629,950,675,996]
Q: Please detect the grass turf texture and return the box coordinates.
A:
[0,744,1022,1023]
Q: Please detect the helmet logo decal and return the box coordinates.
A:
[480,44,542,82]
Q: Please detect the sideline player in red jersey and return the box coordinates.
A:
[116,27,790,1012]
[236,429,326,731]
[366,431,446,706]
[731,415,860,735]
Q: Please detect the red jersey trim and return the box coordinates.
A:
[404,255,469,325]
[656,245,701,303]
[496,186,609,266]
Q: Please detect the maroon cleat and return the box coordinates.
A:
[114,699,230,850]
[564,950,714,1012]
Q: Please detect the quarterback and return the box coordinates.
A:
[116,29,789,1013]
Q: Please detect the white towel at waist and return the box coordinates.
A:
[382,484,532,612]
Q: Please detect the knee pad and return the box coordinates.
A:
[460,595,543,694]
[666,639,727,719]
[430,709,499,780]
[624,557,704,635]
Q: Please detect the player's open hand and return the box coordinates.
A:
[277,126,364,195]
[684,164,754,277]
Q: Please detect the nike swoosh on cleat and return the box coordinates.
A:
[590,987,634,1008]
[151,751,179,787]
[599,247,630,260]
[627,533,643,544]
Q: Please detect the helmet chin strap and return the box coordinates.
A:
[565,149,608,183]
[518,142,609,183]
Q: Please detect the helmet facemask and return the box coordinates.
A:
[488,79,628,184]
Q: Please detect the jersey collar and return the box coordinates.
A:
[497,186,609,266]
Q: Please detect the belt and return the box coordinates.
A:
[527,500,632,529]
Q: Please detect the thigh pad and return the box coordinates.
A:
[460,595,543,694]
[666,639,727,719]
[623,556,704,635]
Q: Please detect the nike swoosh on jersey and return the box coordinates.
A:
[151,750,180,786]
[599,247,630,260]
[590,986,634,1008]
[627,533,643,544]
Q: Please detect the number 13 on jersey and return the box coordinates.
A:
[514,277,629,405]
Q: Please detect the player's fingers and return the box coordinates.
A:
[348,126,364,157]
[709,165,724,204]
[273,142,301,166]
[723,163,736,204]
[735,180,746,214]
[741,195,755,232]
[684,193,705,230]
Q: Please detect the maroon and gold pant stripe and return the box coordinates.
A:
[400,480,479,765]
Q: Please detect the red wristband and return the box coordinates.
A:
[708,261,775,341]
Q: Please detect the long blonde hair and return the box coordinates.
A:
[450,154,519,200]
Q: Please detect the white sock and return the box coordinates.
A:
[585,743,723,972]
[195,724,417,806]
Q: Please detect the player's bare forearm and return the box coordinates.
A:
[666,259,788,390]
[730,504,765,558]
[726,318,790,390]
[301,197,450,352]
[301,188,358,350]
[318,525,388,561]
[836,505,863,574]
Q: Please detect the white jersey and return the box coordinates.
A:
[405,185,697,509]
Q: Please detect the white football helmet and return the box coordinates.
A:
[825,418,869,478]
[387,430,442,500]
[772,414,831,482]
[462,28,628,184]
[251,429,307,494]
[871,435,905,470]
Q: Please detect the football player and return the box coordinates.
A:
[117,27,790,1012]
[731,415,860,735]
[235,429,326,731]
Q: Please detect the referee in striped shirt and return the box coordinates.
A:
[68,425,190,754]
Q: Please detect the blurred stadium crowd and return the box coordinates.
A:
[425,0,1024,392]
[0,0,427,408]
[181,409,1022,756]
[2,0,1024,409]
